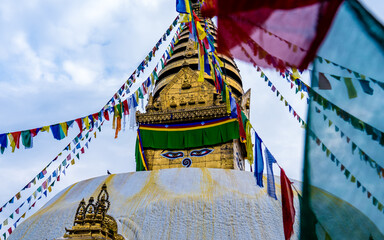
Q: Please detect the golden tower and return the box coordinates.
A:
[136,4,250,171]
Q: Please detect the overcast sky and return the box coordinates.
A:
[0,0,383,230]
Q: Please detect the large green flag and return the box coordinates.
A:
[301,1,384,239]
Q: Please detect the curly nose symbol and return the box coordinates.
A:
[182,158,192,168]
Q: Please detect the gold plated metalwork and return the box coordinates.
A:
[136,5,249,170]
[61,184,124,240]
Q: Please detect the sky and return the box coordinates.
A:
[0,0,383,232]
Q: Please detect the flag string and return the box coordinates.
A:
[259,69,384,183]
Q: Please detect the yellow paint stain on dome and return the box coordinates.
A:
[89,174,115,197]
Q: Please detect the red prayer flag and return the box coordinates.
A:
[280,168,295,240]
[236,103,246,142]
[11,131,21,149]
[8,227,12,234]
[16,208,19,214]
[202,0,343,70]
[123,99,129,116]
[81,147,85,154]
[92,113,99,121]
[103,110,110,121]
[30,128,38,137]
[75,118,83,133]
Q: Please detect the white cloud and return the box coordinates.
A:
[63,60,99,85]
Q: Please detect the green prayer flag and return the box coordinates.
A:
[138,87,144,99]
[153,70,159,81]
[21,130,32,149]
[343,77,357,99]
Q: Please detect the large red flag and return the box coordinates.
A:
[202,0,343,70]
[280,168,296,240]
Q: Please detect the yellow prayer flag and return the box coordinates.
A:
[185,0,191,14]
[71,159,75,165]
[301,92,304,99]
[48,186,52,193]
[84,116,90,129]
[245,121,254,165]
[21,213,26,218]
[41,126,50,132]
[60,122,68,136]
[196,21,206,40]
[198,51,205,82]
[8,133,16,152]
[94,132,97,138]
[213,53,224,67]
[292,67,301,80]
[225,86,231,114]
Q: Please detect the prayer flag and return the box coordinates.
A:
[343,77,357,99]
[254,132,264,187]
[59,122,68,136]
[50,124,64,140]
[0,133,8,149]
[103,110,110,121]
[281,168,295,240]
[84,116,90,129]
[264,148,277,200]
[15,192,21,200]
[358,79,373,95]
[202,0,343,70]
[318,73,332,90]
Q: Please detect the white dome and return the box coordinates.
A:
[9,168,300,240]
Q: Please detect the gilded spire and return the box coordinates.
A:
[62,183,124,240]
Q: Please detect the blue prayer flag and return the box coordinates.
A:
[254,132,264,187]
[0,134,8,149]
[264,148,277,200]
[176,0,188,13]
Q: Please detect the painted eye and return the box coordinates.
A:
[190,148,213,157]
[161,151,184,159]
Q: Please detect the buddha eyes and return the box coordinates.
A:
[161,148,213,159]
[190,148,213,157]
[161,151,184,159]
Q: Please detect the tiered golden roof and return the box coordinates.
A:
[61,184,124,240]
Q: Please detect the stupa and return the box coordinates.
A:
[8,2,383,240]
